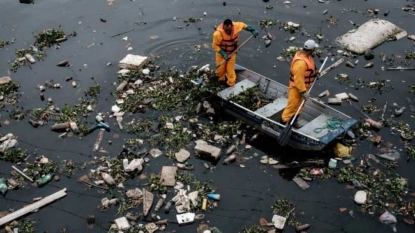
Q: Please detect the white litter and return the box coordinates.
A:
[336,19,405,54]
[272,214,287,230]
[354,190,367,204]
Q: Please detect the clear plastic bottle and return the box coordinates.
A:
[0,178,7,194]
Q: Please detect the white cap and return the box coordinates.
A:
[304,39,319,50]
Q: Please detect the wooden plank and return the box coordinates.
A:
[160,166,178,186]
[218,79,257,100]
[255,98,288,117]
[0,188,67,226]
[292,177,310,190]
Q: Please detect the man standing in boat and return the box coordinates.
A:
[280,40,319,128]
[212,19,258,87]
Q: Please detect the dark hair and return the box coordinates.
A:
[223,19,233,26]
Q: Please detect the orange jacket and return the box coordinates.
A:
[212,22,247,54]
[289,51,317,92]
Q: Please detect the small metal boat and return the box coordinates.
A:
[213,63,357,151]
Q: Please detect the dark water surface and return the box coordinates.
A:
[0,0,415,232]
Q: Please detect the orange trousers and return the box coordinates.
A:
[215,53,237,86]
[281,86,305,123]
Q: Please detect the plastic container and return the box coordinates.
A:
[328,159,337,168]
[36,173,54,187]
[0,178,7,195]
[206,193,220,201]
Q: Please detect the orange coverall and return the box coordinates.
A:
[212,22,247,86]
[281,59,308,123]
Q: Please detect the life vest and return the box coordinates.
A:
[216,23,239,54]
[289,51,317,88]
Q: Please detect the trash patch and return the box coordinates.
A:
[336,19,405,54]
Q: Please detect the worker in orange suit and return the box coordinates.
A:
[281,40,319,128]
[212,19,258,87]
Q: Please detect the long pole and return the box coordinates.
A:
[215,35,255,70]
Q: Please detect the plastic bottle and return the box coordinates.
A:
[164,200,172,213]
[328,159,337,168]
[206,193,220,201]
[36,173,54,187]
[365,118,382,130]
[0,178,8,195]
[201,198,208,211]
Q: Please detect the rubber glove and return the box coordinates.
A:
[301,91,310,101]
[245,25,259,37]
[219,49,230,61]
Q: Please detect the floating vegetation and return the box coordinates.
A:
[405,144,415,161]
[147,174,168,193]
[271,199,301,227]
[148,115,192,151]
[229,86,272,111]
[11,27,70,72]
[115,64,215,114]
[0,148,28,163]
[28,83,101,136]
[337,166,408,213]
[34,27,66,49]
[240,226,268,233]
[5,219,37,233]
[259,18,277,29]
[405,52,415,59]
[279,21,300,33]
[362,104,381,114]
[183,17,201,24]
[0,80,20,98]
[327,15,339,25]
[0,40,9,48]
[25,157,59,177]
[266,5,273,10]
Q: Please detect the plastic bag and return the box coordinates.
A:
[379,211,397,232]
[334,143,352,158]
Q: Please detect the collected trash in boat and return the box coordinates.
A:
[336,19,406,54]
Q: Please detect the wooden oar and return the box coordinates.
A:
[277,57,328,146]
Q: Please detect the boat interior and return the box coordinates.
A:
[217,65,351,140]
